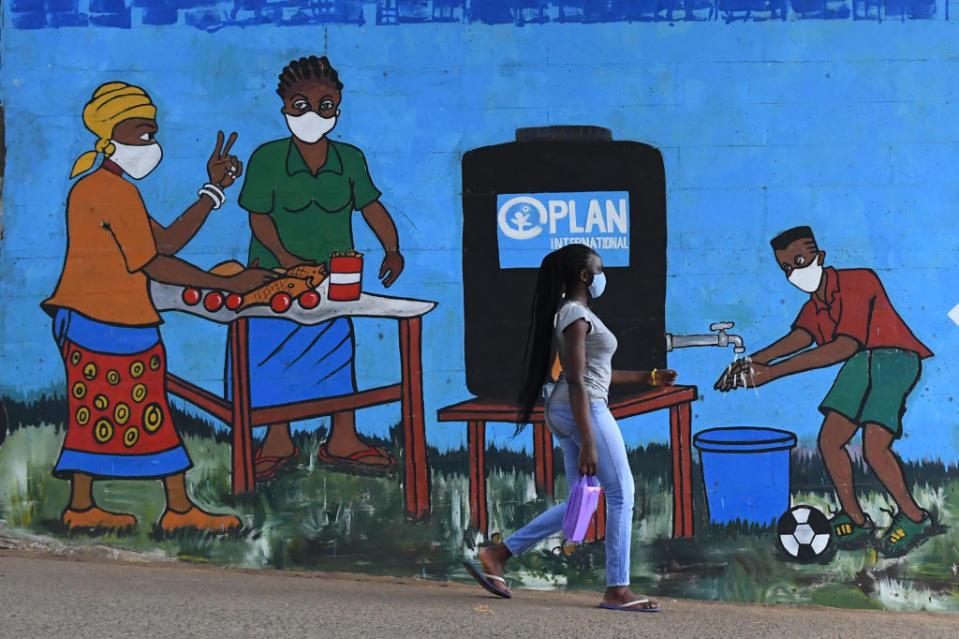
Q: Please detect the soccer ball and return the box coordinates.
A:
[776,505,832,561]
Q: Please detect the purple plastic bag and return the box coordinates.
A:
[562,475,602,542]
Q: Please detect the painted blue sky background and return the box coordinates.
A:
[1,18,958,461]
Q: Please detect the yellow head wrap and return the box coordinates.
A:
[70,82,157,178]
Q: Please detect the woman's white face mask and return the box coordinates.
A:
[588,272,606,299]
[286,111,338,144]
[109,140,162,180]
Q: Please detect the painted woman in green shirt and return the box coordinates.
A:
[228,56,404,477]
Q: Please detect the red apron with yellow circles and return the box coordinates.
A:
[55,337,192,479]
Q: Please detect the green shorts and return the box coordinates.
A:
[819,348,921,438]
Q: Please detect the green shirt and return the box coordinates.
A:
[239,137,382,269]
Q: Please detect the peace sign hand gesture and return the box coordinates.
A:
[207,131,243,188]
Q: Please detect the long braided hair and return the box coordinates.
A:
[516,243,598,430]
[277,55,344,96]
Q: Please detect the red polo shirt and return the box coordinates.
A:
[792,267,932,358]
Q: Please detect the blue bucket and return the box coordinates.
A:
[693,427,798,526]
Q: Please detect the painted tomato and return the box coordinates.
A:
[270,292,292,313]
[204,291,225,312]
[182,288,202,306]
[298,291,320,310]
[225,294,243,311]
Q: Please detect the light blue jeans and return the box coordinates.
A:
[503,400,635,587]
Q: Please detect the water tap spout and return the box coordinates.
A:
[665,321,746,354]
[726,334,746,354]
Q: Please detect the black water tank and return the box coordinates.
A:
[461,126,667,402]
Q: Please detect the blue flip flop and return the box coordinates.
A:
[599,598,660,612]
[462,561,511,599]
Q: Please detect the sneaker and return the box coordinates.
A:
[880,510,934,558]
[829,512,876,550]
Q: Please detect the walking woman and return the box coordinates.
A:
[463,243,677,612]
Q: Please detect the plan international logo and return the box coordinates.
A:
[496,191,630,268]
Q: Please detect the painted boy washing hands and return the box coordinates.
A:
[716,226,936,557]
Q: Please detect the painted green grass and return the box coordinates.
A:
[0,421,956,612]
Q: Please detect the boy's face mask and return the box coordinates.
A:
[788,260,823,293]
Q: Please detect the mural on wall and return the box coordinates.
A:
[226,55,406,479]
[444,127,699,542]
[40,82,257,533]
[1,8,958,614]
[28,59,439,533]
[716,226,944,560]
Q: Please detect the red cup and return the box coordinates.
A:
[329,256,363,301]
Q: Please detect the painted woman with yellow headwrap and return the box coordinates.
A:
[42,81,277,534]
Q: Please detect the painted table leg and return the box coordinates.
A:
[229,318,254,494]
[467,420,488,537]
[532,422,555,498]
[399,317,431,520]
[670,401,694,538]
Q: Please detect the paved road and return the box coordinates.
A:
[0,552,956,639]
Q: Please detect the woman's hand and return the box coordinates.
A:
[578,442,599,476]
[650,369,678,387]
[379,250,404,287]
[207,131,242,188]
[223,268,277,293]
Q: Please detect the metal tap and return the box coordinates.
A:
[665,321,746,354]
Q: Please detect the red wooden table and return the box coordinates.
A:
[164,315,431,520]
[437,385,698,539]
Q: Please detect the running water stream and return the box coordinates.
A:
[720,353,760,398]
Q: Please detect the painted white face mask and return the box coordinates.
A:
[109,140,162,180]
[788,261,824,293]
[588,272,606,299]
[285,111,337,144]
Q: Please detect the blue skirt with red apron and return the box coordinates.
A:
[52,308,192,479]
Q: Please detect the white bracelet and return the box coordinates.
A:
[198,183,225,210]
[202,183,226,207]
[205,183,226,202]
[198,188,222,209]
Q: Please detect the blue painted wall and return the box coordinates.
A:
[2,5,959,612]
[3,19,957,461]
